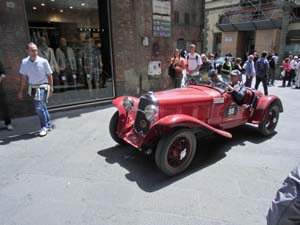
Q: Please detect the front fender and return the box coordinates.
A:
[112,96,139,116]
[250,95,283,124]
[153,114,232,138]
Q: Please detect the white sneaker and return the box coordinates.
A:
[6,124,14,131]
[39,128,48,137]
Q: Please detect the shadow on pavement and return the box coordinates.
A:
[0,132,39,145]
[98,124,277,192]
[0,104,112,144]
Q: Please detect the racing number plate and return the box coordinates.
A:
[224,104,238,117]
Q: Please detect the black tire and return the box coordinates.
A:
[155,129,197,176]
[109,111,127,145]
[258,104,280,136]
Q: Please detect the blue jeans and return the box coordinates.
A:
[32,88,51,129]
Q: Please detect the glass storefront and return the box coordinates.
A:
[24,0,114,108]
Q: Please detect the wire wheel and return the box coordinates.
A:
[155,129,196,176]
[258,104,280,136]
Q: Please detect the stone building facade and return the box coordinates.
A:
[0,0,205,118]
[205,0,300,60]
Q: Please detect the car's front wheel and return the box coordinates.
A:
[109,111,127,145]
[258,104,280,136]
[155,129,197,176]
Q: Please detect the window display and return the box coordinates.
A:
[25,0,114,107]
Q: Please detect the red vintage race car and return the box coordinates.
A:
[109,84,283,176]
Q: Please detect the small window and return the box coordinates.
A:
[174,11,179,25]
[185,13,190,25]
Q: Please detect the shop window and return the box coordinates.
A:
[24,0,114,108]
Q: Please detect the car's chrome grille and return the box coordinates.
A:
[134,95,154,136]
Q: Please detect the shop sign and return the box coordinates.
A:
[153,0,171,15]
[153,0,171,37]
[224,36,233,42]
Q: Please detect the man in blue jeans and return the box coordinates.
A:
[18,42,53,137]
[255,51,269,96]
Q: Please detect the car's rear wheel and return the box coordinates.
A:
[109,111,127,145]
[155,129,196,176]
[258,104,280,136]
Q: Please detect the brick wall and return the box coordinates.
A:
[110,0,175,96]
[0,0,34,118]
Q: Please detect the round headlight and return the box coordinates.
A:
[123,97,134,111]
[144,105,158,122]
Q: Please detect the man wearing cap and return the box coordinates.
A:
[227,69,246,105]
[185,44,202,85]
[209,69,226,89]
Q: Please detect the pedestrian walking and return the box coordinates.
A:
[243,55,256,88]
[18,42,54,137]
[281,58,291,88]
[295,59,300,89]
[0,60,13,131]
[255,51,269,95]
[185,44,202,85]
[169,49,185,88]
[268,55,276,86]
[290,55,298,86]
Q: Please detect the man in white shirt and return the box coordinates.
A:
[295,59,300,89]
[290,55,299,86]
[18,42,54,137]
[185,44,202,85]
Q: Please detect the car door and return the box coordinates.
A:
[220,92,248,130]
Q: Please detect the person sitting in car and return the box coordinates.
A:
[227,69,246,105]
[209,69,226,90]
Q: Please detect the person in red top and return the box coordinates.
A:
[170,49,185,88]
[281,58,291,87]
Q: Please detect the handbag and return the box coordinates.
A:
[168,63,175,78]
[280,70,285,78]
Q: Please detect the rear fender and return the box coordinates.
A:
[152,114,232,138]
[250,95,283,124]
